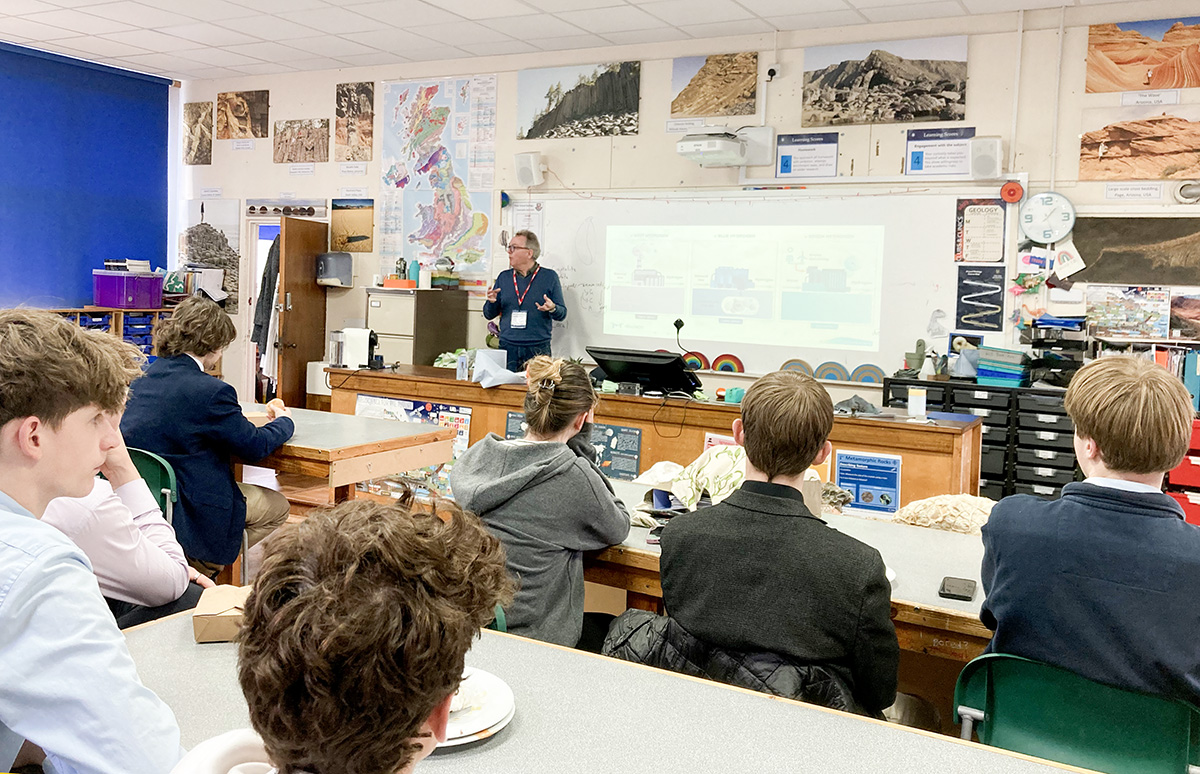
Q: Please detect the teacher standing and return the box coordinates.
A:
[483,229,567,372]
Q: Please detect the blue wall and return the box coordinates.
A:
[0,42,171,308]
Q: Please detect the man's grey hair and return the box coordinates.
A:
[515,229,541,260]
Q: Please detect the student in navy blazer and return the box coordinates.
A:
[121,297,294,572]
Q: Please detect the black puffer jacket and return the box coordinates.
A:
[602,609,876,717]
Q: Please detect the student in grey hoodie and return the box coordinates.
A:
[451,356,630,649]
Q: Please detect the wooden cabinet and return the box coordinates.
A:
[366,289,468,366]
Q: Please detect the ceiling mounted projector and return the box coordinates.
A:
[677,132,747,167]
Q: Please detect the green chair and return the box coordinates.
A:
[127,448,178,525]
[486,605,506,633]
[955,653,1200,774]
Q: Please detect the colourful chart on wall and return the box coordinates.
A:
[355,394,472,494]
[506,412,642,480]
[380,75,496,276]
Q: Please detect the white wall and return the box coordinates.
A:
[178,0,1200,401]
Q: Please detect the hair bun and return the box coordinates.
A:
[525,356,564,395]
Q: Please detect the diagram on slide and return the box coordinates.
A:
[603,225,884,350]
[956,265,1004,331]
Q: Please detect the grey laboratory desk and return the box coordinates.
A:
[587,480,992,733]
[124,614,1089,774]
[238,404,455,502]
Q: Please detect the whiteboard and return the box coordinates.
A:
[511,190,990,377]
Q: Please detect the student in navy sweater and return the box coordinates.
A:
[483,230,567,371]
[981,355,1200,707]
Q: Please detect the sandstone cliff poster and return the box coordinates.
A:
[335,81,373,162]
[517,62,640,139]
[671,53,757,118]
[1070,217,1200,286]
[1079,104,1200,180]
[1086,17,1200,93]
[802,36,967,127]
[273,119,330,164]
[216,90,269,139]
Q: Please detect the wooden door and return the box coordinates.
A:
[277,217,328,408]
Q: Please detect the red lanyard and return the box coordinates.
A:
[511,266,540,307]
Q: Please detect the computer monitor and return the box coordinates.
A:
[586,347,703,395]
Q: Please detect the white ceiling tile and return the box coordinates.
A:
[113,50,202,69]
[0,35,34,43]
[214,14,320,40]
[130,0,258,21]
[738,0,850,14]
[601,26,688,44]
[523,0,624,10]
[403,45,470,60]
[286,35,377,57]
[960,0,1066,10]
[533,32,608,50]
[225,0,327,12]
[459,38,539,55]
[0,17,76,40]
[279,6,380,34]
[335,51,407,66]
[766,9,865,28]
[47,34,149,56]
[100,28,196,51]
[31,0,112,6]
[680,17,773,36]
[232,61,301,75]
[157,22,256,47]
[557,5,665,32]
[21,9,133,34]
[641,0,754,25]
[485,14,587,38]
[223,40,312,61]
[83,1,194,27]
[2,0,59,14]
[422,0,537,18]
[342,27,445,51]
[179,65,243,79]
[352,0,460,27]
[406,20,513,44]
[858,1,964,22]
[282,56,353,71]
[176,46,262,66]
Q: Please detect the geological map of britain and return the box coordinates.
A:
[381,79,490,271]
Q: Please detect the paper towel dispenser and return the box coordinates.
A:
[317,252,353,287]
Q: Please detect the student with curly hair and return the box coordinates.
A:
[450,355,630,650]
[121,296,294,577]
[171,494,514,774]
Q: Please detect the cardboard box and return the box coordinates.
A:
[193,584,252,643]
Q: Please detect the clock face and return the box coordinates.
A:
[1019,191,1076,244]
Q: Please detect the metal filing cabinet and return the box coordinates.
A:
[366,289,469,367]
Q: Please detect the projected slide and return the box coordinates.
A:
[603,225,884,350]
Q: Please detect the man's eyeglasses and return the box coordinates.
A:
[506,244,530,253]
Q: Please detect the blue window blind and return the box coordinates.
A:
[0,42,171,308]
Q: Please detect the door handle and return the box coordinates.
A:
[285,292,293,311]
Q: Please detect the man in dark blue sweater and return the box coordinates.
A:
[981,355,1200,707]
[483,229,567,371]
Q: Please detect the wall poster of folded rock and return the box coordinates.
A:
[801,36,967,127]
[1079,104,1200,181]
[1086,17,1200,93]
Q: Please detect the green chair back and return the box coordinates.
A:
[955,653,1200,774]
[127,448,178,525]
[486,604,506,633]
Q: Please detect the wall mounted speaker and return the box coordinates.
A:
[969,136,1003,180]
[514,152,544,187]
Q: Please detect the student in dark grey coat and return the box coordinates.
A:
[450,356,629,649]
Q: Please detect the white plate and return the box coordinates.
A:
[437,701,515,748]
[443,667,514,741]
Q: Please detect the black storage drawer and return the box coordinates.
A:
[1017,392,1068,415]
[952,386,1012,410]
[979,479,1006,500]
[1018,411,1074,432]
[980,423,1009,447]
[1013,482,1063,499]
[961,405,1011,426]
[1018,428,1074,450]
[886,381,948,409]
[981,446,1008,477]
[1015,447,1076,469]
[1015,465,1076,487]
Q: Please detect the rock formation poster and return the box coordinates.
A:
[184,199,240,314]
[671,53,757,117]
[331,199,374,253]
[183,102,212,165]
[1079,104,1200,180]
[335,81,374,162]
[1070,216,1200,286]
[1170,288,1200,339]
[216,90,269,139]
[802,36,967,127]
[517,62,640,139]
[1086,17,1200,93]
[273,119,330,164]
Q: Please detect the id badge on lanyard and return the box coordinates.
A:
[511,310,528,329]
[510,267,539,330]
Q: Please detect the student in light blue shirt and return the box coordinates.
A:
[0,309,182,774]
